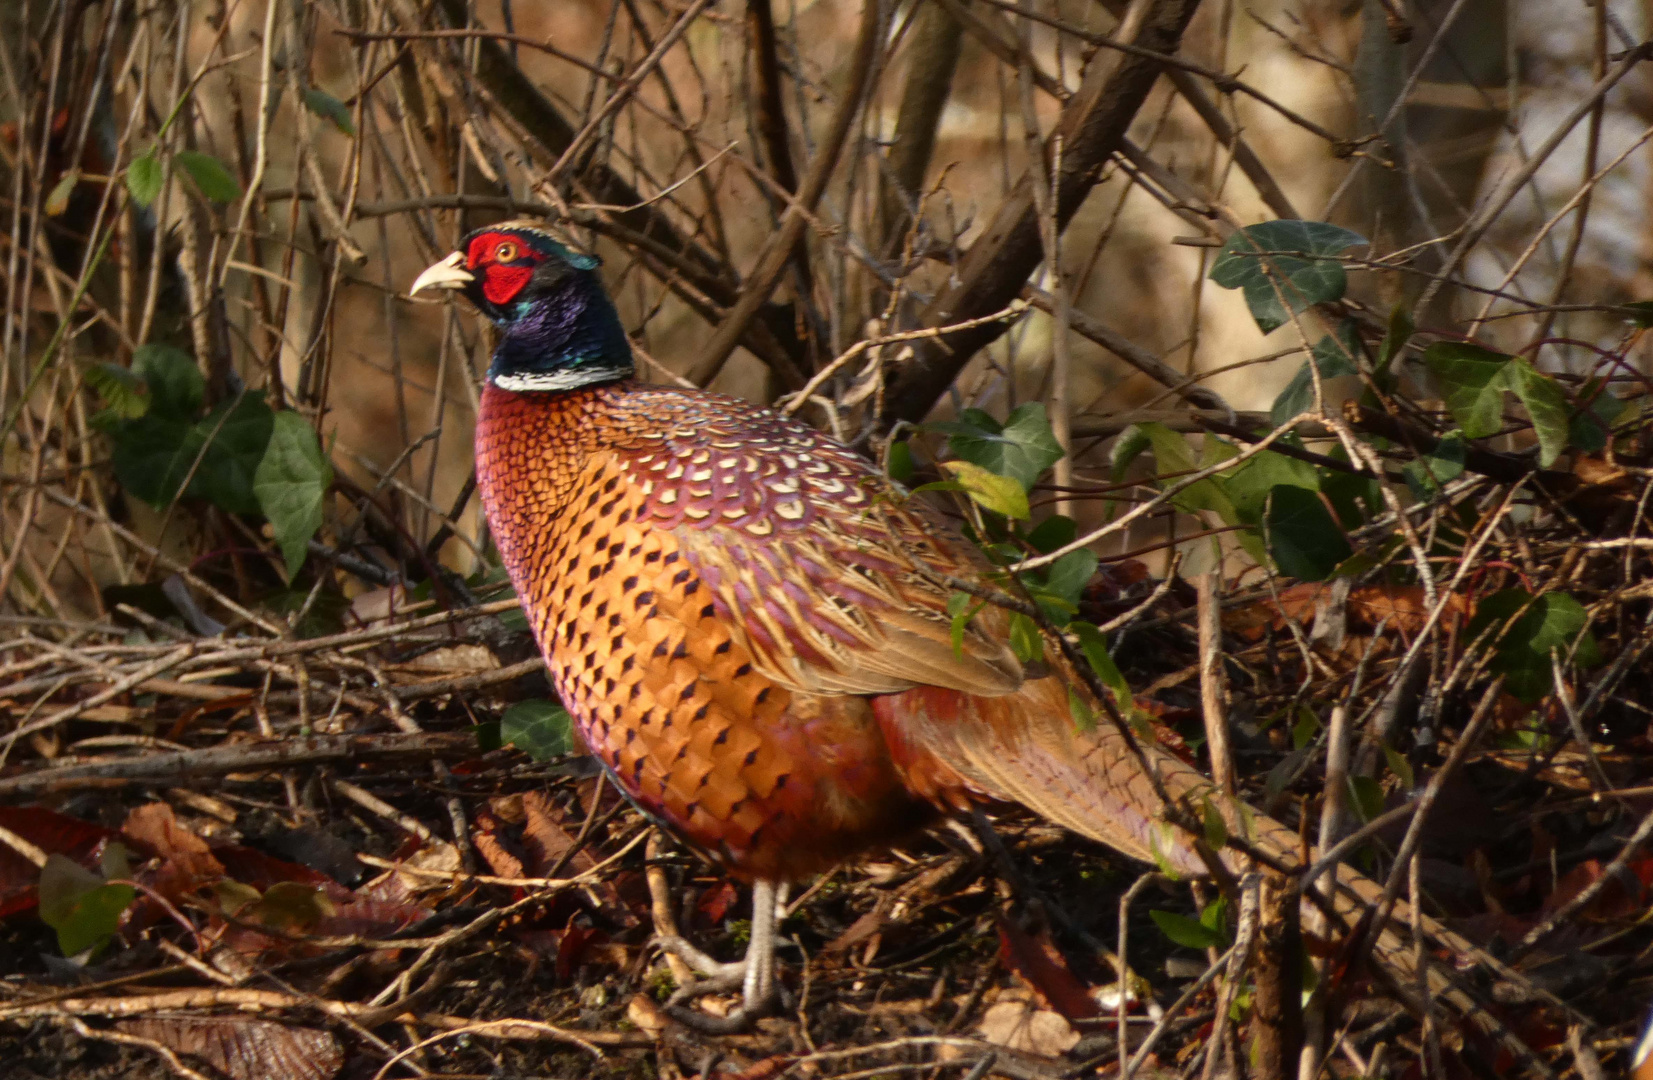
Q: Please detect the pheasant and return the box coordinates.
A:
[411,222,1510,1043]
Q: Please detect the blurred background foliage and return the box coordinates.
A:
[0,0,1647,628]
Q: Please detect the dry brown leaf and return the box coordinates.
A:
[975,990,1080,1057]
[123,802,223,886]
[115,1017,342,1080]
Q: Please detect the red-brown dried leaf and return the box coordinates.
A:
[122,803,223,892]
[115,1017,342,1080]
[472,810,527,880]
[521,791,593,875]
[210,844,349,901]
[995,919,1099,1021]
[696,880,740,926]
[1543,858,1649,922]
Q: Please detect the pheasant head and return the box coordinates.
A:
[410,220,633,392]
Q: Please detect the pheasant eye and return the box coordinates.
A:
[494,240,520,263]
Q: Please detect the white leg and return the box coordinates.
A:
[741,879,778,1012]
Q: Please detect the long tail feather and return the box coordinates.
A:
[873,674,1525,1059]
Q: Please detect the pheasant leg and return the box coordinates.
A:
[660,879,786,1032]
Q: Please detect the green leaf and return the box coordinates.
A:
[1026,514,1077,554]
[1221,449,1319,524]
[45,170,78,217]
[1467,590,1602,703]
[886,440,915,483]
[84,362,149,420]
[1291,705,1321,750]
[126,152,163,207]
[1264,486,1351,582]
[1199,895,1229,939]
[1150,909,1224,950]
[939,459,1029,520]
[111,413,207,507]
[132,343,204,419]
[301,87,356,135]
[191,392,273,514]
[1066,685,1096,733]
[174,150,241,203]
[1042,548,1098,609]
[937,403,1064,490]
[1375,304,1414,386]
[1138,422,1240,523]
[1201,798,1229,852]
[1505,360,1570,467]
[1347,775,1385,824]
[1008,612,1044,664]
[1270,321,1361,426]
[1422,342,1513,439]
[1208,220,1368,333]
[254,411,334,579]
[947,590,983,657]
[1110,424,1153,482]
[501,699,575,761]
[1382,745,1415,792]
[1402,430,1466,500]
[1071,621,1139,723]
[38,852,135,958]
[1568,381,1625,452]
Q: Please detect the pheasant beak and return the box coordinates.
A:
[409,251,473,296]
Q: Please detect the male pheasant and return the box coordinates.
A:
[411,222,1507,1041]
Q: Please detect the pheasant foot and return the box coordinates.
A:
[657,879,788,1033]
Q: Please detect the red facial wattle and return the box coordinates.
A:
[465,231,537,306]
[482,264,533,305]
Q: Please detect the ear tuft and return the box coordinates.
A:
[566,250,601,272]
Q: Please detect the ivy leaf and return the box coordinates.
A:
[1264,486,1351,582]
[1137,422,1240,523]
[1402,430,1466,500]
[1568,382,1626,452]
[38,850,135,958]
[1422,342,1512,439]
[301,87,356,135]
[1025,514,1077,553]
[501,700,575,761]
[111,414,207,507]
[253,411,333,579]
[1150,909,1224,950]
[939,459,1029,520]
[84,362,149,420]
[1505,360,1571,467]
[1270,320,1361,426]
[132,343,204,419]
[1220,448,1319,525]
[1467,590,1603,703]
[190,392,273,515]
[1374,304,1414,386]
[126,151,163,207]
[936,403,1064,490]
[1208,220,1368,333]
[174,150,242,203]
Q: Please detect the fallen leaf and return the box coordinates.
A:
[976,990,1080,1057]
[116,1017,342,1080]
